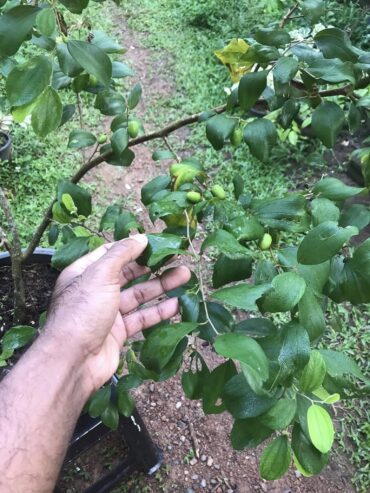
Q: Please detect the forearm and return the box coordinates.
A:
[0,330,92,493]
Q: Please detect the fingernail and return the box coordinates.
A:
[129,233,148,245]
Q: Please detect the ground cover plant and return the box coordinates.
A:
[0,0,370,486]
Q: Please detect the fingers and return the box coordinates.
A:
[122,297,179,338]
[121,262,150,286]
[119,265,191,314]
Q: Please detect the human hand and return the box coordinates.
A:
[44,235,191,394]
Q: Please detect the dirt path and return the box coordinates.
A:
[81,5,357,493]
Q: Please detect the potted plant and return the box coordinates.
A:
[0,0,370,486]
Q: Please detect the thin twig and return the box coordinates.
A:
[186,416,200,459]
[184,210,219,337]
[279,2,299,28]
[0,187,21,256]
[163,136,181,163]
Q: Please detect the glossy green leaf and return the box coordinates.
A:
[60,104,76,127]
[106,148,135,167]
[112,61,134,78]
[197,302,234,343]
[307,405,334,454]
[278,322,310,377]
[301,0,325,23]
[254,260,278,286]
[31,87,62,137]
[57,181,92,217]
[206,114,236,150]
[319,349,368,382]
[298,287,326,341]
[6,55,52,107]
[140,323,196,373]
[244,119,277,162]
[202,360,237,414]
[348,103,362,134]
[141,175,171,205]
[152,150,175,161]
[300,350,326,392]
[280,99,300,129]
[311,198,340,226]
[259,272,306,313]
[292,423,329,475]
[251,193,307,231]
[68,130,96,149]
[313,177,366,201]
[57,43,84,77]
[127,83,142,110]
[0,5,40,56]
[314,28,359,62]
[297,221,358,265]
[234,318,277,338]
[201,230,250,259]
[259,436,291,480]
[180,293,200,323]
[212,254,252,288]
[117,390,135,417]
[36,8,56,37]
[311,102,345,148]
[67,40,112,86]
[273,57,298,96]
[339,204,370,231]
[215,333,269,393]
[238,71,267,111]
[52,237,90,270]
[95,90,126,115]
[101,402,119,430]
[114,211,142,240]
[111,128,129,155]
[88,386,111,417]
[222,373,279,419]
[1,326,37,355]
[306,58,355,85]
[224,215,265,242]
[138,233,185,268]
[298,261,330,297]
[231,418,272,450]
[58,0,89,13]
[212,283,271,311]
[255,28,291,47]
[260,398,297,430]
[91,30,124,54]
[182,354,209,399]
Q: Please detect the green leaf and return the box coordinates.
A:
[273,57,299,96]
[206,114,236,150]
[306,58,355,85]
[127,83,142,110]
[58,0,89,13]
[67,40,112,86]
[319,349,368,382]
[292,423,329,475]
[260,398,297,430]
[36,8,56,37]
[348,103,362,134]
[57,181,92,217]
[101,402,119,430]
[298,261,330,297]
[314,28,359,63]
[116,374,143,392]
[60,104,76,127]
[88,386,111,417]
[152,149,175,161]
[31,87,62,137]
[307,405,334,454]
[106,148,135,167]
[95,90,126,115]
[278,321,310,377]
[238,71,267,111]
[298,288,326,341]
[244,119,277,162]
[215,333,269,393]
[1,326,37,355]
[197,302,234,343]
[140,323,196,373]
[52,237,90,270]
[224,215,265,242]
[255,28,291,47]
[201,230,250,259]
[99,205,122,231]
[114,211,142,240]
[68,130,96,149]
[212,254,252,288]
[313,177,366,201]
[141,175,171,205]
[138,233,185,268]
[222,373,279,419]
[300,350,326,392]
[112,61,134,78]
[259,272,306,313]
[6,55,52,107]
[0,5,40,56]
[57,43,84,77]
[231,418,272,450]
[339,204,370,231]
[203,360,237,414]
[301,0,325,23]
[311,102,345,148]
[117,390,135,417]
[280,99,300,129]
[91,30,124,54]
[259,436,291,480]
[311,198,340,226]
[251,193,308,232]
[180,293,200,323]
[234,318,277,338]
[297,221,358,265]
[212,283,271,311]
[182,354,209,399]
[111,128,128,155]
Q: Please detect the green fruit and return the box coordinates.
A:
[89,74,98,86]
[259,233,272,250]
[230,127,243,147]
[128,120,140,138]
[186,191,202,203]
[211,184,226,200]
[170,163,182,177]
[97,134,107,144]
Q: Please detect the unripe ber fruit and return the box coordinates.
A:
[230,127,243,147]
[211,184,226,200]
[128,120,140,138]
[259,233,272,250]
[97,134,107,144]
[186,191,202,203]
[88,74,98,86]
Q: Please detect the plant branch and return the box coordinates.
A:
[163,136,181,163]
[279,3,299,28]
[0,187,21,257]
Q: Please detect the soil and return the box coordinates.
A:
[0,262,58,333]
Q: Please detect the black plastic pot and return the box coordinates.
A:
[0,131,12,161]
[0,248,163,493]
